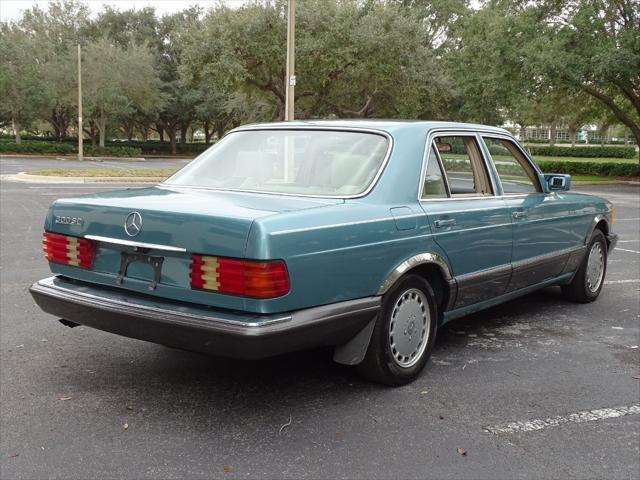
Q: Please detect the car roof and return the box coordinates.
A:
[234,119,511,136]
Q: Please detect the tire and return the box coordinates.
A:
[356,274,438,386]
[562,229,608,303]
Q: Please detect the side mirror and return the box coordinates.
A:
[544,173,571,191]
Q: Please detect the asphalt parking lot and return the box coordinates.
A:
[1,163,638,479]
[0,155,191,175]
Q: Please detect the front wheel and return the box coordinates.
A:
[356,274,437,386]
[562,229,608,303]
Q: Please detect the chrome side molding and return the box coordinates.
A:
[377,252,453,295]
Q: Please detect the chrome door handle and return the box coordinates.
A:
[434,218,457,228]
[512,211,527,219]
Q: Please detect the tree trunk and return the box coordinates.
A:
[51,108,61,139]
[50,103,71,139]
[549,124,556,147]
[167,128,177,155]
[13,119,21,144]
[88,125,98,146]
[180,125,189,144]
[276,101,285,121]
[216,122,226,142]
[98,108,107,148]
[519,124,527,142]
[569,127,577,147]
[204,120,211,144]
[157,124,164,142]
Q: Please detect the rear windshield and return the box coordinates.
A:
[163,129,390,196]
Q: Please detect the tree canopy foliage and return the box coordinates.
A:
[0,0,638,152]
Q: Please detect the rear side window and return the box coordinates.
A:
[421,146,448,198]
[433,135,493,196]
[483,137,541,194]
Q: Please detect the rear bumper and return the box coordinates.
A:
[30,276,380,360]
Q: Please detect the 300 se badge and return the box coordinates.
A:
[55,215,84,226]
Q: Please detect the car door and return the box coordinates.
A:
[480,135,578,291]
[419,131,513,309]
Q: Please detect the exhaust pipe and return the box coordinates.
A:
[59,319,80,328]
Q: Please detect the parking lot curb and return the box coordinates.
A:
[1,154,147,162]
[1,173,162,184]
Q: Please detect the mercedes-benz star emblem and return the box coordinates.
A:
[124,211,143,237]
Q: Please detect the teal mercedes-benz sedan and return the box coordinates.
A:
[30,121,618,385]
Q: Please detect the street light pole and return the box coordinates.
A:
[77,44,83,161]
[285,0,295,121]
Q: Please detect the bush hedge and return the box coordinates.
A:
[0,140,141,157]
[536,160,639,177]
[524,139,587,144]
[442,157,638,177]
[523,139,637,145]
[0,136,212,154]
[528,145,636,159]
[84,145,143,157]
[0,141,76,154]
[104,140,210,154]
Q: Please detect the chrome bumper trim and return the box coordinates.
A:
[84,235,187,253]
[29,276,381,360]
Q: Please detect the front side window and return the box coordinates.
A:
[483,137,540,194]
[433,135,493,196]
[164,130,389,196]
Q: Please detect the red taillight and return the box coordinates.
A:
[43,232,95,269]
[190,255,290,298]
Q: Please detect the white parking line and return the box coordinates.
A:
[483,404,640,434]
[616,248,640,254]
[617,218,640,221]
[604,279,640,284]
[617,240,640,243]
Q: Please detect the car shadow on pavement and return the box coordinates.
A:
[435,286,570,348]
[35,285,591,437]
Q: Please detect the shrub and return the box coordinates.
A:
[0,140,76,154]
[0,140,141,156]
[536,160,639,177]
[442,158,639,177]
[0,136,211,154]
[105,140,210,154]
[524,139,587,144]
[528,145,636,159]
[85,145,142,157]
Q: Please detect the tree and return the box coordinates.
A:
[533,0,640,144]
[82,38,161,146]
[0,24,50,143]
[295,0,448,119]
[18,0,93,138]
[183,0,451,123]
[452,0,640,145]
[153,8,202,153]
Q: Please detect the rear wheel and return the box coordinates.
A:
[562,229,607,303]
[356,274,437,386]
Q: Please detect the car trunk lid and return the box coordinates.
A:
[45,186,341,308]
